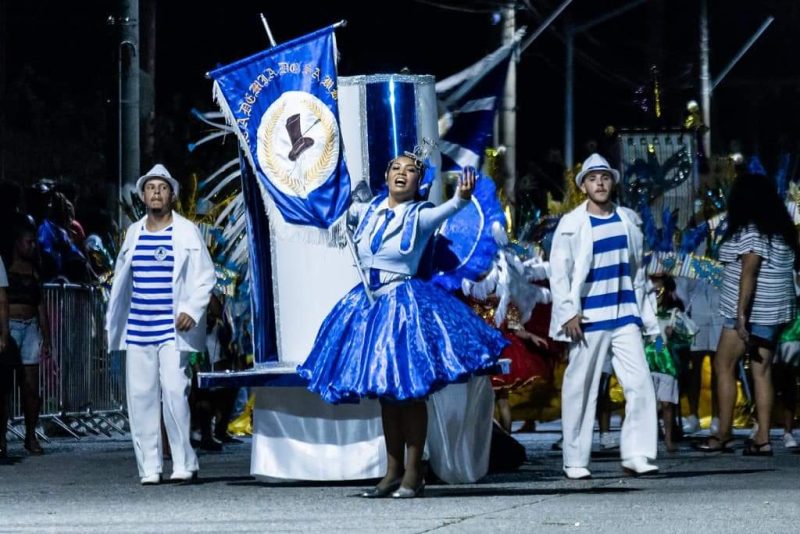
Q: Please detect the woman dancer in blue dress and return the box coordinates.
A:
[298,152,508,498]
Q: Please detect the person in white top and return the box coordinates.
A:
[549,153,660,479]
[106,164,216,485]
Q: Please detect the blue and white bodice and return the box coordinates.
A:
[352,194,469,285]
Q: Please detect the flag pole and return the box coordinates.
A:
[259,13,278,47]
[345,230,375,305]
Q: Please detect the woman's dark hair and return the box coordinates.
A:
[384,154,426,181]
[1,214,37,266]
[385,154,427,201]
[723,172,800,267]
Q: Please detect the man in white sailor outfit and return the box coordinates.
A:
[106,164,215,485]
[549,154,660,479]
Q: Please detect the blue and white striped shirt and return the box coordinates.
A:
[126,225,175,346]
[581,211,642,332]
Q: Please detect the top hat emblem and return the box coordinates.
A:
[285,114,315,161]
[257,91,340,198]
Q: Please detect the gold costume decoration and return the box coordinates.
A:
[683,100,704,131]
[652,66,662,119]
[547,164,584,216]
[227,393,255,436]
[483,146,515,239]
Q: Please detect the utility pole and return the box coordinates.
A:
[118,0,140,225]
[499,4,517,213]
[699,0,711,158]
[141,0,156,165]
[564,22,574,169]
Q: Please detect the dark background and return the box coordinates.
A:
[1,0,798,214]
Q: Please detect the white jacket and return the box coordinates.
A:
[548,200,659,342]
[105,212,215,352]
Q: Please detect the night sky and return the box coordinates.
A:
[2,0,799,194]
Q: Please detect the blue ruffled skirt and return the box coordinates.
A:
[297,279,508,404]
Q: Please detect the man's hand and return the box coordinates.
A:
[0,333,7,354]
[176,313,197,332]
[457,166,477,200]
[563,314,586,343]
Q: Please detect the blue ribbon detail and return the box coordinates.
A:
[370,210,396,254]
[417,161,437,200]
[353,195,386,243]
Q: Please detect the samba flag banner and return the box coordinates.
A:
[209,25,350,230]
[435,30,523,172]
[437,55,510,172]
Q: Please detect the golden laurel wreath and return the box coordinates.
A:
[260,96,337,197]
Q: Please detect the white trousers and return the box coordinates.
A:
[126,343,198,477]
[561,323,657,468]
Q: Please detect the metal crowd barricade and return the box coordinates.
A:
[8,283,127,440]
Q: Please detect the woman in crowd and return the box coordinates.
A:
[5,219,51,454]
[298,153,507,499]
[696,173,799,455]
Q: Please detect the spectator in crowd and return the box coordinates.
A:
[646,274,695,453]
[189,294,239,451]
[677,278,722,435]
[105,164,215,485]
[38,192,93,283]
[770,277,800,450]
[774,331,800,450]
[695,173,800,455]
[4,219,51,455]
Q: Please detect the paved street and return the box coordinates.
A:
[1,423,799,533]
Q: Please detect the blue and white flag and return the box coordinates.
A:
[209,26,350,230]
[436,33,521,173]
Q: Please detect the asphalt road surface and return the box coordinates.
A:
[1,423,798,533]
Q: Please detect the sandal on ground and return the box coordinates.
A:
[742,441,773,457]
[692,436,734,453]
[24,439,44,455]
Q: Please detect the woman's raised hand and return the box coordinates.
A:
[458,166,477,200]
